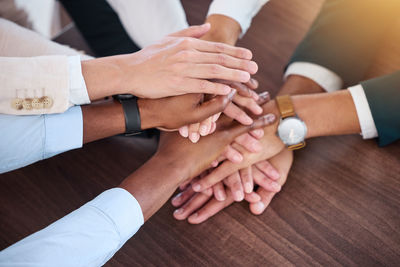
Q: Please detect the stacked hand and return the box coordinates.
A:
[170,100,294,223]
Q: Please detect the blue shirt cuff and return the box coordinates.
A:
[44,105,83,158]
[86,188,144,245]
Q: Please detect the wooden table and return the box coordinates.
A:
[1,0,400,266]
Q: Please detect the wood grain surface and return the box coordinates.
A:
[1,0,400,266]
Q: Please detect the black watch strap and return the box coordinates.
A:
[113,95,142,135]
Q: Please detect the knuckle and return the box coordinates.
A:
[210,64,221,75]
[217,54,226,65]
[180,38,192,49]
[178,50,192,60]
[199,79,209,91]
[215,42,226,53]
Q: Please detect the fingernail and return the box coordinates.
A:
[248,61,258,74]
[174,208,184,215]
[192,183,201,192]
[172,193,181,202]
[233,154,242,162]
[180,127,189,138]
[254,105,263,114]
[240,72,250,82]
[255,201,265,211]
[243,116,253,125]
[259,91,270,100]
[235,191,244,201]
[190,212,198,219]
[199,125,208,136]
[271,182,281,191]
[244,183,253,193]
[216,191,226,201]
[227,88,237,100]
[263,114,275,123]
[271,170,280,180]
[190,133,200,143]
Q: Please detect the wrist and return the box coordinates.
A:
[137,98,159,130]
[278,75,325,96]
[201,14,241,45]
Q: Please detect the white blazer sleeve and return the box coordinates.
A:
[0,55,71,115]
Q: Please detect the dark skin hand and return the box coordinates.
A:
[138,89,237,130]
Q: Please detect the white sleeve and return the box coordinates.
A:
[208,0,269,37]
[67,56,90,106]
[0,188,144,266]
[284,62,343,92]
[106,0,189,48]
[348,85,379,139]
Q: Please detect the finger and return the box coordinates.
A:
[173,192,212,220]
[246,78,259,90]
[232,81,259,101]
[192,160,236,192]
[179,125,189,138]
[181,52,258,74]
[244,192,261,203]
[223,103,254,125]
[255,160,281,180]
[210,122,217,134]
[226,113,276,140]
[187,64,250,83]
[188,123,201,143]
[223,172,244,202]
[234,133,263,153]
[171,186,196,207]
[249,129,264,139]
[213,182,226,201]
[179,179,191,190]
[222,145,243,163]
[191,39,253,60]
[188,193,235,224]
[194,89,236,125]
[249,188,277,215]
[257,91,271,105]
[199,116,213,136]
[233,94,263,115]
[240,166,253,194]
[252,165,281,192]
[212,113,221,122]
[182,78,233,96]
[169,23,210,38]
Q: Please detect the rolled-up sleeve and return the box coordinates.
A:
[208,0,268,37]
[0,106,83,173]
[0,188,144,267]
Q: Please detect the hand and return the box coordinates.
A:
[155,113,276,180]
[190,100,285,192]
[138,89,237,130]
[179,79,267,142]
[171,149,293,223]
[116,23,257,98]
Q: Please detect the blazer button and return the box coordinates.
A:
[22,98,33,110]
[41,96,53,109]
[32,98,44,109]
[11,98,24,110]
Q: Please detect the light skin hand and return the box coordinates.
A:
[82,23,257,101]
[171,149,293,223]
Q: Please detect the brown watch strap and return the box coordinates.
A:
[276,95,295,118]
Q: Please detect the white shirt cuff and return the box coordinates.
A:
[284,62,343,92]
[348,85,378,139]
[86,188,144,244]
[207,0,268,37]
[44,106,83,158]
[68,56,90,106]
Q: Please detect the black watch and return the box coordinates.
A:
[113,94,142,135]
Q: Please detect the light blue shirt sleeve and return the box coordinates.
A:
[0,188,144,267]
[0,106,83,173]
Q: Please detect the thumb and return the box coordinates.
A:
[227,113,276,140]
[192,89,236,122]
[169,23,211,38]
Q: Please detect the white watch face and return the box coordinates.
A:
[278,117,307,146]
